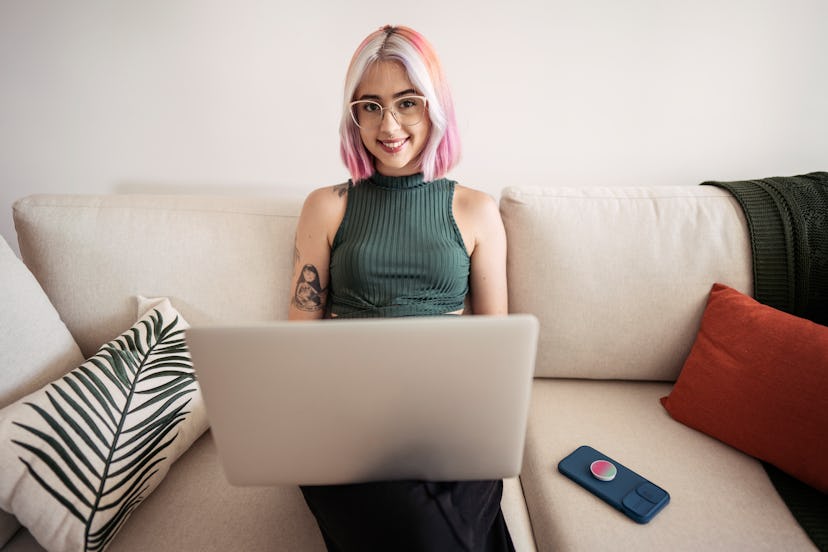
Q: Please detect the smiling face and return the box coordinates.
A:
[353,61,432,177]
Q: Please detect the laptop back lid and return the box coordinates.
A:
[186,314,538,485]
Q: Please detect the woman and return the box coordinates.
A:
[289,25,510,551]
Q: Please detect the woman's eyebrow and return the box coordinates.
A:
[356,89,418,101]
[393,88,418,98]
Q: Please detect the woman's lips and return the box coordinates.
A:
[379,137,409,154]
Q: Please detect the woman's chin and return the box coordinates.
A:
[375,158,420,177]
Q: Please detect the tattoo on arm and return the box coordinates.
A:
[291,263,328,312]
[333,183,349,198]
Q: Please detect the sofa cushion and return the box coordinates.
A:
[2,433,537,552]
[0,298,207,552]
[98,431,328,552]
[0,236,86,548]
[500,476,537,552]
[113,440,536,552]
[661,283,828,493]
[499,186,752,380]
[520,380,815,551]
[0,236,84,411]
[13,194,304,358]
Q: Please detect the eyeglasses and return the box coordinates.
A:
[348,95,428,130]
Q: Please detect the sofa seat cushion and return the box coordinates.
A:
[521,379,816,551]
[111,430,330,552]
[3,431,328,552]
[4,432,537,552]
[501,477,537,552]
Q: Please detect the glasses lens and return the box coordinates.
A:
[350,101,382,129]
[393,96,425,126]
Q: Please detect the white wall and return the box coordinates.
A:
[2,0,827,254]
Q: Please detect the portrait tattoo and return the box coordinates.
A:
[292,264,327,312]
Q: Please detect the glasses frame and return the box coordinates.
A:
[348,95,429,130]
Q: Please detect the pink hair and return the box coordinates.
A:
[340,25,461,182]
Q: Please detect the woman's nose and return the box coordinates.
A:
[379,108,402,132]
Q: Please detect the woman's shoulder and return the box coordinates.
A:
[305,181,350,203]
[302,182,350,211]
[453,183,500,220]
[299,182,350,228]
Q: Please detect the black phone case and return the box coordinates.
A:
[557,445,670,523]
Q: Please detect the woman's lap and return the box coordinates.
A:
[300,479,513,552]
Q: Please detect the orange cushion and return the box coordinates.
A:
[661,283,828,493]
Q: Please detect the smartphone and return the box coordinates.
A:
[557,445,670,524]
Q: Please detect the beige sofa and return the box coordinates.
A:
[0,187,816,551]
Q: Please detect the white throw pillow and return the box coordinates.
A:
[0,297,208,552]
[0,236,86,547]
[0,237,84,410]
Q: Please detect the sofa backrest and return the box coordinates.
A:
[14,194,303,358]
[15,187,754,382]
[500,186,752,381]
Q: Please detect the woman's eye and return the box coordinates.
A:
[363,102,381,113]
[398,98,418,110]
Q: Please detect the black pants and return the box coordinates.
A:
[300,479,515,552]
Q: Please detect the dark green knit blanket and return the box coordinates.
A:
[703,172,828,325]
[702,172,828,550]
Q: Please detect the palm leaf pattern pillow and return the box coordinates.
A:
[0,298,208,552]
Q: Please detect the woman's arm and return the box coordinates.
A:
[455,187,508,315]
[288,184,348,320]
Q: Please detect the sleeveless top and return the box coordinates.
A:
[329,172,471,318]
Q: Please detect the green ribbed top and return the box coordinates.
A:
[329,173,471,318]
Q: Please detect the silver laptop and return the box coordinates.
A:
[186,314,539,486]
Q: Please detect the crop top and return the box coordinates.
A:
[328,172,471,318]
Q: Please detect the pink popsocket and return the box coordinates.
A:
[590,459,617,482]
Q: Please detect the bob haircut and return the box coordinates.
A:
[340,25,461,183]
